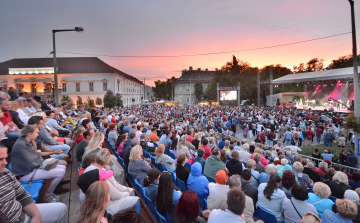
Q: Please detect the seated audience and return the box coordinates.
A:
[115,134,127,154]
[110,208,144,223]
[172,189,207,223]
[143,168,160,204]
[208,188,247,223]
[320,167,336,183]
[241,169,258,208]
[279,170,297,199]
[226,150,243,176]
[204,149,226,181]
[321,199,358,223]
[314,161,328,176]
[207,169,229,209]
[77,180,111,223]
[73,126,85,144]
[11,125,66,202]
[257,174,286,222]
[277,158,292,177]
[156,171,181,222]
[246,159,260,187]
[0,144,67,222]
[251,147,268,170]
[259,164,277,184]
[108,123,118,146]
[76,128,95,163]
[325,171,352,199]
[175,154,191,185]
[282,183,318,223]
[155,144,175,171]
[199,138,212,160]
[306,182,335,218]
[302,161,320,183]
[300,213,321,223]
[187,162,209,197]
[349,172,360,190]
[253,153,265,173]
[293,161,313,189]
[0,109,15,152]
[194,148,206,171]
[128,145,151,186]
[78,153,97,177]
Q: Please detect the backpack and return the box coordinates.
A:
[294,133,299,138]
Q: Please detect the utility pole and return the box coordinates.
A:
[189,75,192,105]
[270,66,273,106]
[257,69,261,106]
[348,0,360,167]
[144,78,145,102]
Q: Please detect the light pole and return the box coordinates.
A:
[348,0,360,167]
[52,27,84,106]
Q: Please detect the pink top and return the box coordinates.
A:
[117,142,124,154]
[0,121,9,140]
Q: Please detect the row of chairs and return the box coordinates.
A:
[8,164,44,203]
[105,137,168,222]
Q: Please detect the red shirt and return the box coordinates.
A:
[308,115,314,120]
[199,145,212,160]
[0,111,13,125]
[259,133,266,142]
[307,130,313,137]
[76,135,84,144]
[187,135,195,144]
[315,128,322,136]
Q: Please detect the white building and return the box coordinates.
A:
[144,85,153,101]
[174,66,216,105]
[0,57,144,106]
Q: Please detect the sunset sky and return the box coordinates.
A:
[0,0,359,86]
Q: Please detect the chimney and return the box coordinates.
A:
[197,68,201,71]
[215,68,218,71]
[205,68,208,71]
[189,66,193,71]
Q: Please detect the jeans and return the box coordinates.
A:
[325,139,333,147]
[45,144,70,154]
[24,202,67,223]
[20,165,66,200]
[285,138,291,146]
[5,132,21,141]
[316,135,321,143]
[267,140,273,147]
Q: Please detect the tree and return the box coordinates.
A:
[293,58,324,73]
[103,90,116,108]
[326,53,360,69]
[153,76,178,100]
[76,96,83,106]
[114,93,123,107]
[194,82,203,102]
[86,97,95,108]
[95,97,102,106]
[61,95,74,107]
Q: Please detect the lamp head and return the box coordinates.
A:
[75,27,84,32]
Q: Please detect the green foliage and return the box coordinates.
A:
[326,53,360,69]
[293,58,324,73]
[86,97,95,108]
[153,76,178,100]
[61,95,74,107]
[103,90,116,108]
[115,93,123,107]
[95,97,102,106]
[194,82,203,102]
[76,96,83,106]
[345,114,360,132]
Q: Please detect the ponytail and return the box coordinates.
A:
[263,174,280,200]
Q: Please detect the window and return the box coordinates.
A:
[2,84,7,89]
[186,97,189,103]
[103,82,107,91]
[179,86,182,92]
[46,83,53,93]
[31,84,37,93]
[179,96,182,103]
[76,83,80,92]
[16,84,23,90]
[62,83,66,92]
[89,82,94,92]
[117,81,119,91]
[186,84,189,92]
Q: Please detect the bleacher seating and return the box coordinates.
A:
[329,196,337,203]
[157,163,165,172]
[184,162,191,171]
[197,195,207,210]
[176,178,187,192]
[254,205,278,223]
[144,193,157,217]
[156,210,167,223]
[8,163,44,203]
[165,167,176,184]
[205,176,216,183]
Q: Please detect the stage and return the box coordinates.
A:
[278,105,353,113]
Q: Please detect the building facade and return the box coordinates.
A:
[0,57,144,106]
[173,66,216,105]
[144,85,153,101]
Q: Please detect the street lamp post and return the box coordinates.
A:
[348,0,360,167]
[52,27,84,106]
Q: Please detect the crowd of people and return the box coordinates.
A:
[0,87,359,223]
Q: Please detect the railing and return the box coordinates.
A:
[300,154,359,174]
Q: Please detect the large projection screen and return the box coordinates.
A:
[220,90,237,101]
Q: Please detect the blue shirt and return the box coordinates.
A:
[145,182,158,203]
[259,172,270,184]
[321,209,352,223]
[321,153,334,162]
[306,193,334,218]
[250,169,260,187]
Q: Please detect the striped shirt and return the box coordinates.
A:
[0,169,33,222]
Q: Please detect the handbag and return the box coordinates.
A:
[39,158,59,170]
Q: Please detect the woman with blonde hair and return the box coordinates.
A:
[192,133,200,150]
[81,149,140,216]
[321,199,358,223]
[300,213,321,223]
[306,182,334,218]
[82,131,105,160]
[78,181,111,223]
[325,171,352,199]
[177,136,193,162]
[128,145,151,186]
[155,144,175,171]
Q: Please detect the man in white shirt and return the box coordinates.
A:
[208,187,246,223]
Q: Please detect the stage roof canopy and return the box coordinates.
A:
[272,66,360,84]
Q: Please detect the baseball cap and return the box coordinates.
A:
[77,169,113,194]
